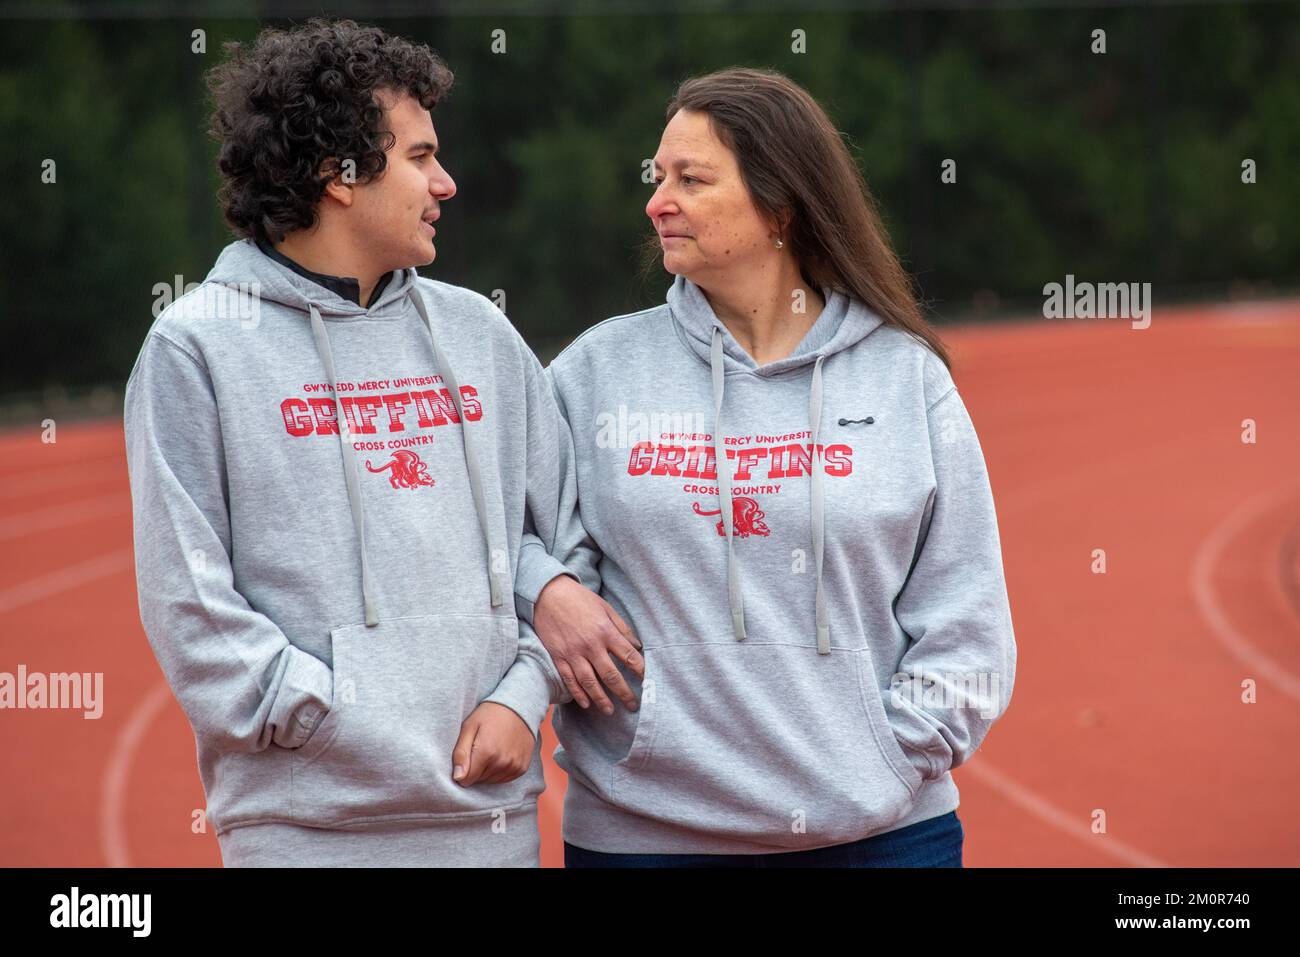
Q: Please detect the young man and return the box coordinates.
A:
[123,18,579,867]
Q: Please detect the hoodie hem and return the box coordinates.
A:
[216,802,540,867]
[214,798,540,837]
[560,773,960,856]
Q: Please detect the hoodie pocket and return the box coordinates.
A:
[611,641,923,848]
[291,613,530,825]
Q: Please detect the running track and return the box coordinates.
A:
[2,299,1298,867]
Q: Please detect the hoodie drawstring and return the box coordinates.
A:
[709,326,832,654]
[711,328,746,640]
[309,303,381,626]
[307,291,506,629]
[809,355,830,654]
[407,289,507,609]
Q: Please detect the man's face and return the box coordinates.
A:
[645,108,774,283]
[349,88,456,272]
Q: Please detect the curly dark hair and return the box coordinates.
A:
[207,18,453,244]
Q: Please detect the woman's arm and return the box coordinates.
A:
[883,382,1018,783]
[513,360,644,715]
[481,347,581,733]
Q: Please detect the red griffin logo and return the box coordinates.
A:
[693,497,771,537]
[366,449,436,490]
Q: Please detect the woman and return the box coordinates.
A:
[517,67,1017,867]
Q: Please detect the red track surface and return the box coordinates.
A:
[3,299,1298,867]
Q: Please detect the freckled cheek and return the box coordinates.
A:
[698,229,743,258]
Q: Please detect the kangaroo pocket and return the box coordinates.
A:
[611,641,924,848]
[291,613,530,826]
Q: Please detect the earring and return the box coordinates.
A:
[774,236,784,249]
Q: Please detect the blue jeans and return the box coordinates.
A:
[564,810,963,868]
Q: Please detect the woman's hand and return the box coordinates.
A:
[452,701,535,786]
[533,574,644,715]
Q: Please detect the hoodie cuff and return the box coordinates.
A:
[897,738,936,784]
[514,545,576,626]
[482,656,554,740]
[274,646,335,749]
[881,689,946,784]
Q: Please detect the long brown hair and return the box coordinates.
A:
[644,67,951,370]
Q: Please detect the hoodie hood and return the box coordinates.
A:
[205,237,420,319]
[666,273,886,653]
[666,272,883,376]
[201,238,505,626]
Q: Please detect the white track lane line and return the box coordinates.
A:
[0,539,157,867]
[1190,477,1300,704]
[0,448,124,481]
[0,547,135,615]
[948,417,1221,866]
[100,680,172,868]
[0,466,123,500]
[0,494,129,542]
[959,761,1171,867]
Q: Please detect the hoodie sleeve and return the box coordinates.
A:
[514,531,574,625]
[482,349,581,733]
[880,379,1018,785]
[513,362,603,624]
[123,333,334,753]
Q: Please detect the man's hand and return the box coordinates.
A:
[533,574,644,715]
[451,701,535,787]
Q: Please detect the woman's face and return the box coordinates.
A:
[646,108,776,282]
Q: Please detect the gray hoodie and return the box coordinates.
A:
[123,238,575,857]
[519,274,1018,854]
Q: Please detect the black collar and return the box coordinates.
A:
[255,238,394,308]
